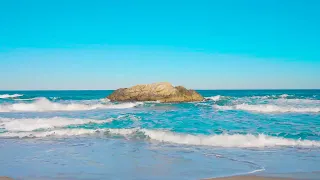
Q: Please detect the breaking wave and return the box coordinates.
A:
[279,94,290,98]
[206,95,222,101]
[214,104,320,113]
[0,128,139,138]
[0,129,100,138]
[141,130,320,147]
[13,98,39,101]
[250,94,292,100]
[0,94,23,99]
[212,94,320,113]
[1,128,319,148]
[0,98,143,112]
[0,117,115,131]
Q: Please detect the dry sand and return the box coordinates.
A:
[0,177,13,180]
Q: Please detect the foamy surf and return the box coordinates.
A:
[13,97,40,101]
[206,95,222,101]
[1,128,319,148]
[0,98,143,112]
[214,104,320,113]
[141,129,320,147]
[0,128,138,138]
[280,94,290,98]
[0,117,116,131]
[0,129,101,138]
[0,94,23,99]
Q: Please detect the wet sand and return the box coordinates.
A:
[205,175,293,180]
[0,176,292,180]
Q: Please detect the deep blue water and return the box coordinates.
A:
[0,90,319,180]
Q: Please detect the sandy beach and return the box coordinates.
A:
[0,177,13,180]
[206,175,293,180]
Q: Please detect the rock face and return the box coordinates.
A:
[107,82,204,103]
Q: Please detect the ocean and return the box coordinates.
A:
[0,90,319,180]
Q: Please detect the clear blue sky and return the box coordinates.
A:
[1,0,319,90]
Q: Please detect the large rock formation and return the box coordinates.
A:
[107,82,204,103]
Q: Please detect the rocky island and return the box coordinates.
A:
[107,82,204,103]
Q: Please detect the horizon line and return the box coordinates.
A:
[1,88,320,91]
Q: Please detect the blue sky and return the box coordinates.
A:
[0,0,319,90]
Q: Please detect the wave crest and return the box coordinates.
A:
[0,129,99,138]
[214,104,320,113]
[206,95,222,101]
[1,128,319,148]
[0,98,143,112]
[141,130,320,147]
[0,94,23,99]
[0,117,115,131]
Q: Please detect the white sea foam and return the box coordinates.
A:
[143,100,161,103]
[0,94,23,99]
[0,98,143,112]
[14,98,39,101]
[213,105,234,111]
[100,98,111,103]
[0,117,115,131]
[0,129,101,138]
[140,130,320,147]
[280,94,290,98]
[274,98,320,104]
[0,128,138,138]
[213,95,320,113]
[249,94,291,100]
[106,128,139,136]
[2,128,319,148]
[206,95,222,101]
[250,95,271,99]
[214,104,320,113]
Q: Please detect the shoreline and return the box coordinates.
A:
[205,171,320,180]
[205,175,293,180]
[0,175,296,180]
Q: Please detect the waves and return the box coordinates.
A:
[1,93,318,113]
[0,117,115,131]
[0,94,23,99]
[142,130,320,147]
[1,114,319,147]
[1,126,319,148]
[205,95,222,101]
[208,94,320,113]
[214,104,320,113]
[0,129,100,138]
[0,98,142,112]
[13,97,39,101]
[1,91,320,149]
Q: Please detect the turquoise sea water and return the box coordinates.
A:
[0,90,319,180]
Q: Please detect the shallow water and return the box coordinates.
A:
[0,90,319,179]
